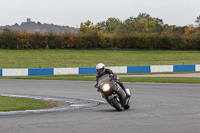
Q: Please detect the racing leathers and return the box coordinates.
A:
[95,68,129,97]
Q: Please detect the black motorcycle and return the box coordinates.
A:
[95,74,131,111]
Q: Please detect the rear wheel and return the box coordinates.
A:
[110,97,123,111]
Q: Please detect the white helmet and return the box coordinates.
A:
[96,63,105,75]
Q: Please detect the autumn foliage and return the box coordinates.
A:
[0,28,200,50]
[0,13,200,50]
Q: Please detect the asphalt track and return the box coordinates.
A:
[0,79,200,133]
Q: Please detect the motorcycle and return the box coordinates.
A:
[95,74,131,111]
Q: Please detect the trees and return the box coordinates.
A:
[0,29,17,49]
[96,17,123,33]
[79,20,98,33]
[76,20,105,49]
[133,18,157,33]
[124,13,164,33]
[96,13,164,34]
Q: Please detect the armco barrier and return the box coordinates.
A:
[127,66,150,73]
[173,65,195,72]
[196,65,200,71]
[107,66,127,73]
[0,64,199,76]
[3,69,28,76]
[54,68,79,75]
[79,67,96,74]
[150,65,173,73]
[28,68,54,76]
[0,69,2,76]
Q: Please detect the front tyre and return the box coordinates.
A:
[110,97,123,111]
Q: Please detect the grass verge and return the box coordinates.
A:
[0,96,60,112]
[0,74,200,83]
[120,77,200,83]
[0,49,200,68]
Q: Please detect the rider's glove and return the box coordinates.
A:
[109,74,115,81]
[94,83,101,92]
[97,88,101,92]
[94,83,98,88]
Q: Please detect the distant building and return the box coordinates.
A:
[27,18,31,23]
[0,18,78,34]
[21,18,35,25]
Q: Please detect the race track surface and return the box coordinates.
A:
[0,79,200,133]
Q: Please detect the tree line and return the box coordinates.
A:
[0,13,200,50]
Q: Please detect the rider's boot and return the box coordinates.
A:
[125,88,131,98]
[121,96,129,107]
[118,81,131,98]
[121,88,131,107]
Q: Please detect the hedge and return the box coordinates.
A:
[0,30,200,50]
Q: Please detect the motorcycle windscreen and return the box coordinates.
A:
[97,74,110,86]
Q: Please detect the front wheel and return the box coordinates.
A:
[110,97,123,111]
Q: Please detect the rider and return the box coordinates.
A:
[94,63,130,97]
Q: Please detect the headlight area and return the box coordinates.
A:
[102,84,110,92]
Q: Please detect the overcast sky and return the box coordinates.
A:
[0,0,199,27]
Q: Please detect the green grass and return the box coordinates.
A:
[0,96,54,111]
[120,77,200,83]
[0,49,200,68]
[0,49,200,83]
[1,74,200,83]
